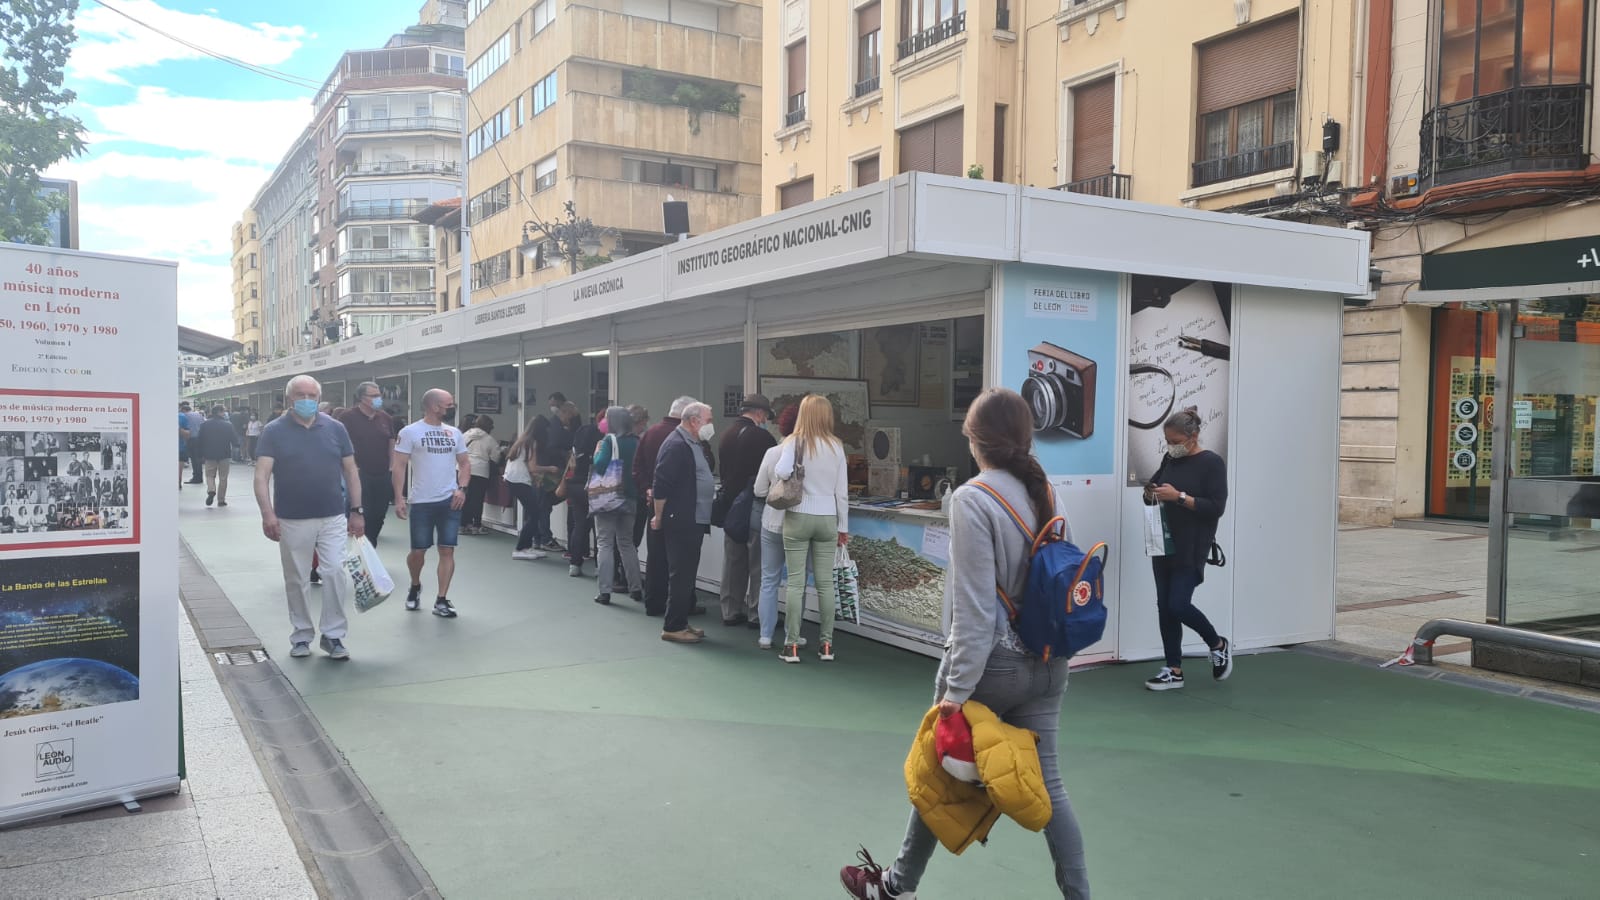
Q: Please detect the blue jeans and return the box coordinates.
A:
[408,499,461,550]
[1151,558,1220,668]
[891,648,1090,899]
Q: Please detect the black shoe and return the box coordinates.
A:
[433,598,457,618]
[722,615,747,627]
[630,590,644,603]
[1211,638,1234,681]
[186,479,204,484]
[1145,668,1185,691]
[746,618,761,630]
[405,585,422,611]
[310,570,322,586]
[594,594,611,606]
[205,492,215,506]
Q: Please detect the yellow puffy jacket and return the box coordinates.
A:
[903,700,1053,854]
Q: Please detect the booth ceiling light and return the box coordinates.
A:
[581,349,609,357]
[525,357,551,366]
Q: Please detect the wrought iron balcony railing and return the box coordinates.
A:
[854,75,880,98]
[1419,84,1591,186]
[897,11,965,59]
[784,101,807,128]
[1053,171,1132,200]
[996,7,1011,30]
[1191,141,1294,188]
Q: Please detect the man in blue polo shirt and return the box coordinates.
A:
[254,375,365,661]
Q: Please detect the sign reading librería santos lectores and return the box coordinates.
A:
[0,244,179,826]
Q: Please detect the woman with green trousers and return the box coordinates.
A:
[774,394,849,663]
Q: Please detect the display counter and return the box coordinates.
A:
[835,501,950,649]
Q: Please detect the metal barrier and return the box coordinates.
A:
[1408,618,1600,665]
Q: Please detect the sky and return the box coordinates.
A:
[45,0,423,340]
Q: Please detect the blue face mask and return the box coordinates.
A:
[293,399,320,419]
[369,397,384,410]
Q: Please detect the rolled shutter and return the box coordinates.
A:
[932,108,964,176]
[856,155,880,185]
[1071,77,1116,181]
[898,119,936,173]
[858,1,880,35]
[787,41,807,99]
[779,178,814,210]
[1197,13,1299,114]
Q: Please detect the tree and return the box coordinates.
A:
[0,0,86,245]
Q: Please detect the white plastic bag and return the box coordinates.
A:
[833,544,860,624]
[344,536,395,612]
[1141,503,1173,558]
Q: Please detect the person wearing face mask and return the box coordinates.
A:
[253,374,364,661]
[1142,406,1231,691]
[335,383,398,546]
[245,411,264,462]
[650,400,716,644]
[393,389,471,619]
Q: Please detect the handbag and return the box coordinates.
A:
[553,452,577,499]
[766,443,806,510]
[586,434,627,514]
[833,543,861,624]
[723,487,754,543]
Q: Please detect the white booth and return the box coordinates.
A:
[192,174,1368,663]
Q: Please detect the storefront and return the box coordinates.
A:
[189,173,1368,662]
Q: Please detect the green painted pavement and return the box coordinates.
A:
[180,490,1600,899]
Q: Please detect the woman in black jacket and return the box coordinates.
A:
[1143,407,1232,691]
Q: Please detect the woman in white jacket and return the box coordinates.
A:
[461,415,501,535]
[774,394,849,663]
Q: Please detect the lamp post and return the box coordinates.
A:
[519,200,616,274]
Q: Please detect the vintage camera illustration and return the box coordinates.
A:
[1021,342,1096,439]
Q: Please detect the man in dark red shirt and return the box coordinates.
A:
[634,396,691,616]
[335,382,397,545]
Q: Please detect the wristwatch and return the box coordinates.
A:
[348,506,364,515]
[1178,492,1188,504]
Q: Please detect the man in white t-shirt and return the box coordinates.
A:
[392,388,470,618]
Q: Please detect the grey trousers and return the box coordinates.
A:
[890,648,1090,899]
[594,508,642,595]
[718,504,763,621]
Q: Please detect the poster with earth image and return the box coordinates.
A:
[0,553,140,720]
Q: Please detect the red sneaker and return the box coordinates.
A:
[840,847,913,899]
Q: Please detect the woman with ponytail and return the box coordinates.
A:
[839,387,1090,900]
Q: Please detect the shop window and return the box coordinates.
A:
[778,178,814,210]
[855,155,880,187]
[897,108,963,176]
[1193,14,1298,187]
[534,154,558,192]
[1426,306,1499,519]
[785,41,807,127]
[856,3,881,97]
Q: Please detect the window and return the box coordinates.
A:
[534,154,558,192]
[623,156,718,191]
[785,42,807,126]
[1439,0,1586,104]
[993,104,1006,182]
[1193,14,1298,186]
[778,178,814,210]
[517,94,525,127]
[472,251,512,290]
[250,287,258,300]
[856,4,881,97]
[532,0,556,34]
[468,104,514,158]
[855,155,880,186]
[898,108,963,176]
[533,70,559,116]
[622,0,720,29]
[900,0,966,55]
[1069,77,1115,182]
[468,179,511,224]
[467,0,495,23]
[248,253,257,269]
[467,32,511,90]
[248,224,257,239]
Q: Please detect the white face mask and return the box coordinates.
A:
[1165,442,1192,459]
[697,421,715,442]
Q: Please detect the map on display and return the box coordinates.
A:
[759,377,870,453]
[758,332,860,379]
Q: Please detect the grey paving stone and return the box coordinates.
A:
[0,808,201,869]
[90,879,218,900]
[180,725,268,802]
[0,841,212,898]
[192,796,315,900]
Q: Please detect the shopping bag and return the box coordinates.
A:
[586,434,627,514]
[343,536,394,612]
[833,544,861,624]
[1141,503,1173,558]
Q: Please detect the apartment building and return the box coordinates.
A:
[230,210,263,363]
[463,0,763,298]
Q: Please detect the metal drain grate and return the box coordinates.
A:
[214,650,268,666]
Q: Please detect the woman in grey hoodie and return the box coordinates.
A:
[839,387,1091,900]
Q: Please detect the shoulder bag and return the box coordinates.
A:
[765,442,806,510]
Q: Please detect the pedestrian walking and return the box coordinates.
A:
[392,389,470,618]
[335,384,397,546]
[650,400,716,643]
[716,393,777,628]
[461,414,500,535]
[181,402,205,484]
[245,411,263,461]
[839,387,1090,900]
[1142,406,1232,691]
[229,407,249,462]
[591,406,645,606]
[635,396,691,616]
[561,402,601,576]
[252,375,363,661]
[196,405,239,507]
[504,416,561,560]
[774,395,850,663]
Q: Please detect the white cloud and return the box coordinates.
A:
[71,0,310,86]
[83,87,311,165]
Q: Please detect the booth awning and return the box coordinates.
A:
[179,326,242,358]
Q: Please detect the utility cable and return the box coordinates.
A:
[86,0,325,91]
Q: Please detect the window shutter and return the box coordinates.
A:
[856,155,880,186]
[1197,14,1298,115]
[898,118,937,173]
[1071,77,1116,181]
[932,108,964,176]
[858,2,881,35]
[787,42,807,99]
[779,178,814,210]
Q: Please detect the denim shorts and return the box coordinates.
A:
[408,499,461,550]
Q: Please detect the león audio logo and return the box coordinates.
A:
[36,739,75,780]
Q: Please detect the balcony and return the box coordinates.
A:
[567,5,761,88]
[339,159,460,180]
[853,75,880,98]
[337,116,462,139]
[783,102,807,128]
[307,270,320,285]
[1053,172,1132,200]
[571,175,757,236]
[996,7,1011,30]
[337,248,437,266]
[570,91,756,162]
[337,291,436,310]
[336,200,432,223]
[897,12,965,60]
[1419,84,1591,186]
[1191,141,1294,188]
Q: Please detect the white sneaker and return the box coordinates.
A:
[511,549,545,560]
[758,637,773,650]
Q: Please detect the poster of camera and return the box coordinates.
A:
[998,264,1119,477]
[0,553,141,721]
[0,393,135,548]
[1125,276,1231,485]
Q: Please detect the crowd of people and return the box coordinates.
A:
[205,370,1237,899]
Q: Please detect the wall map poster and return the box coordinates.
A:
[0,244,178,826]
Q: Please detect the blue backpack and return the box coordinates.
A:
[971,482,1109,661]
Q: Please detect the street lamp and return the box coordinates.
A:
[519,200,617,274]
